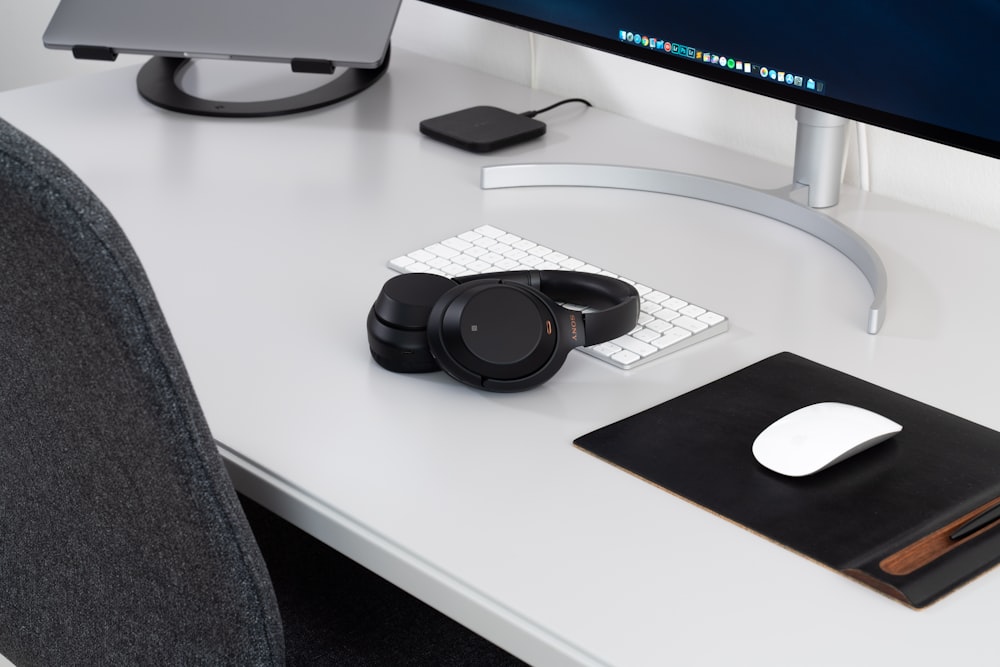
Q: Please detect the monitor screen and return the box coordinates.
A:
[417,1,1000,161]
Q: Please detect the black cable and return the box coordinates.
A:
[520,98,593,118]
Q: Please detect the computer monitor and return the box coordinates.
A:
[417,1,999,203]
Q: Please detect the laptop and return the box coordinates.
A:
[43,0,401,69]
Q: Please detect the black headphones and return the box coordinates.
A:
[367,270,639,392]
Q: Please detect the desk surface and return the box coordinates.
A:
[3,51,1000,666]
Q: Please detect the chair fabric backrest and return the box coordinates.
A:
[0,117,285,666]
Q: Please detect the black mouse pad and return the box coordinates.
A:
[574,352,1000,608]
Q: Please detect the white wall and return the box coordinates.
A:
[0,0,143,90]
[2,0,998,230]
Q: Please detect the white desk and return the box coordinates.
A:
[3,50,1000,666]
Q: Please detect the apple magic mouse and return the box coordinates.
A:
[752,402,902,477]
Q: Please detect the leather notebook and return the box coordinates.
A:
[574,352,1000,608]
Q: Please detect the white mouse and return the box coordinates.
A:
[752,402,902,477]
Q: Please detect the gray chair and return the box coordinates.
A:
[0,117,525,667]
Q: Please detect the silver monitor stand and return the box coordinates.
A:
[480,107,887,334]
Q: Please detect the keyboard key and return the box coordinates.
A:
[426,243,459,259]
[611,350,642,366]
[673,315,709,333]
[699,312,726,326]
[388,255,415,272]
[409,248,435,263]
[466,259,492,273]
[646,318,674,333]
[654,308,681,323]
[587,341,622,359]
[646,290,670,304]
[680,304,706,318]
[640,301,663,315]
[632,328,662,344]
[442,237,473,252]
[614,335,659,357]
[654,327,693,347]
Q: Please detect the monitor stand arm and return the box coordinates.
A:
[793,106,849,208]
[480,108,886,334]
[135,45,390,117]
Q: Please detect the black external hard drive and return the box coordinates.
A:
[419,105,546,153]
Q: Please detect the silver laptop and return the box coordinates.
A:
[43,0,400,68]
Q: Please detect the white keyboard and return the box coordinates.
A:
[387,225,728,370]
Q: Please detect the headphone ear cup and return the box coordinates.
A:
[367,273,457,373]
[426,281,566,391]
